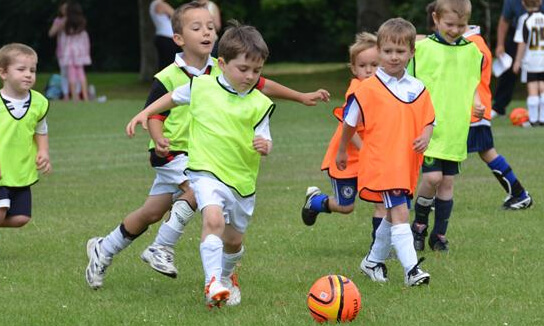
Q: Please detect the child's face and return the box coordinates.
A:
[433,10,468,43]
[350,47,379,80]
[174,8,216,58]
[378,40,413,79]
[0,54,37,94]
[219,54,264,94]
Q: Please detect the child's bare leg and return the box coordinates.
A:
[0,214,31,227]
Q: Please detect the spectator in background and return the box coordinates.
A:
[149,0,178,70]
[494,0,544,116]
[58,1,91,101]
[48,1,69,100]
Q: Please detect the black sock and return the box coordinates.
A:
[432,198,453,236]
[413,196,433,229]
[370,217,383,248]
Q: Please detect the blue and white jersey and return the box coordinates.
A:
[514,11,544,73]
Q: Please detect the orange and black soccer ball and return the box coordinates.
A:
[510,107,529,126]
[307,275,361,323]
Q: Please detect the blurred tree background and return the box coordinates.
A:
[0,0,501,75]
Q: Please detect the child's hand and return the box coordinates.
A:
[36,151,52,174]
[154,137,170,157]
[473,103,485,120]
[336,150,348,171]
[413,134,430,153]
[126,112,149,137]
[512,61,521,75]
[253,136,272,155]
[300,89,331,106]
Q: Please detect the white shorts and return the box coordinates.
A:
[148,154,189,196]
[187,171,255,234]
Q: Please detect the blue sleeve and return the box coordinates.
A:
[343,94,356,120]
[501,0,515,21]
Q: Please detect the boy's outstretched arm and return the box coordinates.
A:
[34,134,52,174]
[336,121,356,171]
[126,92,176,137]
[413,124,433,153]
[261,79,330,106]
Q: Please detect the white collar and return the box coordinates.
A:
[376,67,409,84]
[218,74,252,97]
[174,52,215,75]
[463,25,481,38]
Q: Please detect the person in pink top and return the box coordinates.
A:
[48,1,69,99]
[57,1,91,101]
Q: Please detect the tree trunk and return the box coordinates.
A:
[138,0,157,82]
[480,0,491,44]
[357,0,390,33]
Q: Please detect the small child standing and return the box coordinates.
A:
[126,20,274,307]
[513,0,544,126]
[302,32,388,248]
[58,1,91,101]
[0,43,51,228]
[409,0,485,252]
[336,18,435,287]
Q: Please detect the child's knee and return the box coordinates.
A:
[336,204,354,214]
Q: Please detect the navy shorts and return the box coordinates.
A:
[381,190,410,209]
[527,72,544,82]
[422,157,460,176]
[330,177,357,206]
[467,125,494,153]
[0,186,32,217]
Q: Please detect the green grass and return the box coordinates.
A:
[1,70,543,325]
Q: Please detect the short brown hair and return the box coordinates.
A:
[426,1,437,32]
[435,0,472,20]
[377,18,417,50]
[171,1,208,34]
[218,20,269,63]
[349,32,377,66]
[0,43,37,71]
[522,0,542,8]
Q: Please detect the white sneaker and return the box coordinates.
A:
[222,274,241,306]
[205,276,230,308]
[85,237,112,290]
[404,258,430,287]
[360,255,388,283]
[141,245,178,278]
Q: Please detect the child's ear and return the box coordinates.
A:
[217,57,226,70]
[173,33,184,47]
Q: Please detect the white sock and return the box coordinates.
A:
[222,246,244,279]
[391,223,418,274]
[153,200,195,247]
[200,234,223,284]
[539,93,544,123]
[368,219,392,263]
[101,225,132,257]
[528,95,539,124]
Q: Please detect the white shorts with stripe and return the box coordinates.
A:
[148,154,189,196]
[187,170,255,234]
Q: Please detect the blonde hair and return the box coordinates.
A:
[377,18,417,50]
[522,0,542,8]
[435,0,472,19]
[0,43,37,71]
[218,20,269,63]
[171,1,209,34]
[349,32,377,66]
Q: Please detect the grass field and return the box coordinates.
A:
[1,70,543,325]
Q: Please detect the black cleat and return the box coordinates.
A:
[429,233,449,252]
[301,187,321,226]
